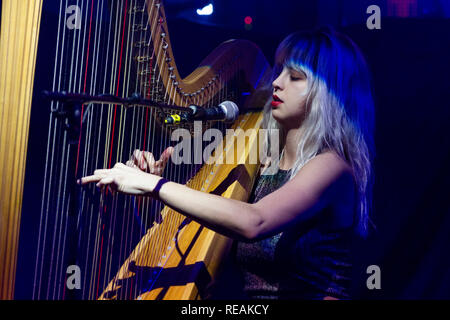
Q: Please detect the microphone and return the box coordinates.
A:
[164,101,239,124]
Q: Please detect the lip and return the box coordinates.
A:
[271,101,282,107]
[271,94,283,107]
[273,94,283,102]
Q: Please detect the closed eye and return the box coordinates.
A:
[289,70,306,81]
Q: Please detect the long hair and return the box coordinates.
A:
[262,27,375,237]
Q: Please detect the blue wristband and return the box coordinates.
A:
[154,178,169,200]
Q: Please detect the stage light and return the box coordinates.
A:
[244,16,253,31]
[196,3,213,16]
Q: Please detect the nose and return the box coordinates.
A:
[272,71,284,91]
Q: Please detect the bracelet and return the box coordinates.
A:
[153,178,169,200]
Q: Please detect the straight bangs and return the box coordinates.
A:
[273,31,324,86]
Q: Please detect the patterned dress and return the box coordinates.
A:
[229,168,355,300]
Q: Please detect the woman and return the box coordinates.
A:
[80,27,375,299]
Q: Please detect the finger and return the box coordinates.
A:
[152,161,162,176]
[142,151,155,172]
[126,160,138,168]
[156,147,173,171]
[132,149,141,160]
[132,150,143,169]
[143,151,155,165]
[96,176,114,188]
[94,169,110,175]
[139,151,149,171]
[160,146,174,163]
[113,162,128,169]
[132,150,148,171]
[78,175,102,185]
[153,147,173,175]
[154,159,166,172]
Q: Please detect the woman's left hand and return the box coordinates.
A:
[78,162,159,196]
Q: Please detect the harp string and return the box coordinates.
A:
[85,0,103,300]
[81,0,122,299]
[32,0,252,300]
[110,0,137,294]
[95,0,115,299]
[75,0,97,300]
[85,3,111,295]
[110,0,141,299]
[141,0,171,297]
[118,0,142,299]
[81,0,105,299]
[32,0,64,300]
[109,0,163,299]
[46,0,79,300]
[94,0,127,299]
[58,0,91,300]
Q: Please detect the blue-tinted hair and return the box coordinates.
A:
[264,27,375,236]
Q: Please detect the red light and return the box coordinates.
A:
[244,16,252,24]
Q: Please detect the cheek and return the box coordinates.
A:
[296,89,308,108]
[299,83,308,97]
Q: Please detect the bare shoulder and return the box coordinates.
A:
[294,151,355,226]
[296,151,353,182]
[252,151,355,236]
[289,150,355,208]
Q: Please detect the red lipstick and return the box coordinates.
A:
[271,94,282,107]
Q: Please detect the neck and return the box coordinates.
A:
[279,127,303,170]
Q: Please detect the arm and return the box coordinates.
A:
[158,151,354,240]
[80,151,354,241]
[156,180,262,241]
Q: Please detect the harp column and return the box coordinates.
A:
[0,0,43,299]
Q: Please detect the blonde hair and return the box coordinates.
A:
[262,28,375,237]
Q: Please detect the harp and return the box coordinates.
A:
[0,0,272,299]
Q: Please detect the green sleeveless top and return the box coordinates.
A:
[234,168,354,299]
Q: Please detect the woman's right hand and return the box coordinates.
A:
[126,147,174,176]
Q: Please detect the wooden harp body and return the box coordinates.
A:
[0,0,272,299]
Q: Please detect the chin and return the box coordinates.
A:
[271,109,286,124]
[271,110,304,129]
[271,108,280,118]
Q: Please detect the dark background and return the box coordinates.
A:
[10,0,450,299]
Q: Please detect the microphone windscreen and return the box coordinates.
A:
[219,101,239,122]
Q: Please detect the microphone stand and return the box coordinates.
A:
[42,91,191,299]
[43,91,193,120]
